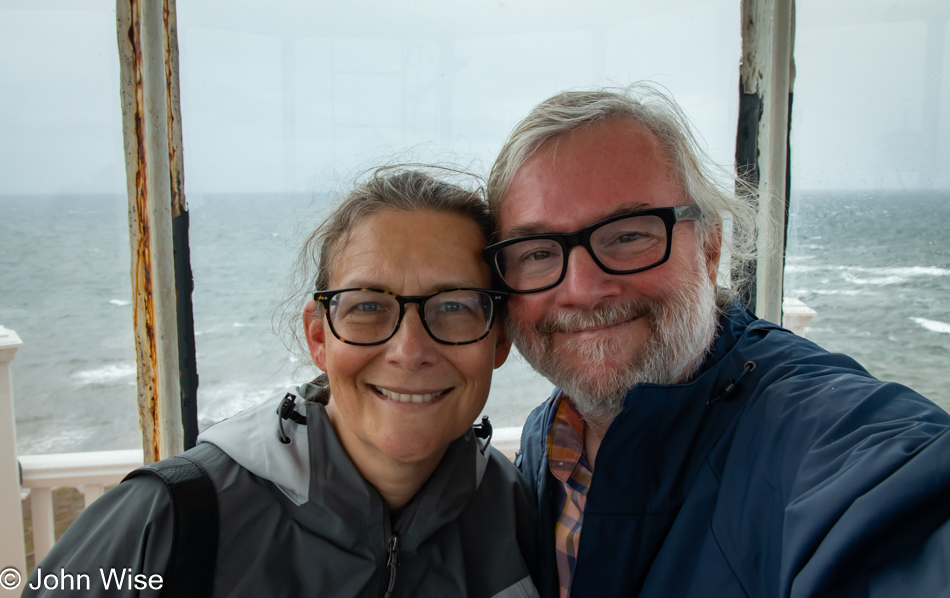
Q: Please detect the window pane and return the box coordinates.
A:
[2,1,744,458]
[0,3,138,453]
[785,1,950,413]
[175,0,742,430]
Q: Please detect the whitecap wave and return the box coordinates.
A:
[842,273,906,286]
[784,264,820,273]
[881,266,950,277]
[73,363,136,385]
[109,299,131,306]
[804,289,865,296]
[19,426,100,455]
[778,264,948,282]
[911,317,950,335]
[840,265,949,280]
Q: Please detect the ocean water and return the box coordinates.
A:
[784,189,950,410]
[1,190,948,455]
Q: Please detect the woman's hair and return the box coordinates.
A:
[487,83,759,306]
[278,165,492,369]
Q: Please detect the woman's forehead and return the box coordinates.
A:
[330,209,491,290]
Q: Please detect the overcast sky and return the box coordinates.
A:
[1,0,947,195]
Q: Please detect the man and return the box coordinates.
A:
[485,85,950,598]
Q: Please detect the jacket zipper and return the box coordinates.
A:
[383,533,399,598]
[381,494,422,598]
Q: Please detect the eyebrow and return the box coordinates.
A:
[500,202,655,239]
[330,280,484,293]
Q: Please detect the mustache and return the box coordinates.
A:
[535,300,657,336]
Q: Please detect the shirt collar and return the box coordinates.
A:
[546,392,589,482]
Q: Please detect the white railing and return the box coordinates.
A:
[1,325,27,586]
[19,450,144,564]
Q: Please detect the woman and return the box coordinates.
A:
[24,169,538,597]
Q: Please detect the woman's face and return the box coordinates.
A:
[304,209,511,468]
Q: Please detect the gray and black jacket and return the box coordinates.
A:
[25,385,539,597]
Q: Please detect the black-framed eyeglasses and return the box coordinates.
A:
[483,205,702,293]
[312,287,507,346]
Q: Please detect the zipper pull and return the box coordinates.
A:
[383,533,400,598]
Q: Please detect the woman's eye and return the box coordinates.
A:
[438,302,462,312]
[354,302,381,312]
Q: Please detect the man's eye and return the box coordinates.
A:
[522,250,555,262]
[438,302,462,312]
[616,233,644,243]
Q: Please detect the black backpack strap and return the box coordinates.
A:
[123,454,218,597]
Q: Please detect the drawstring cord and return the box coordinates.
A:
[277,393,308,444]
[708,361,756,407]
[473,415,493,443]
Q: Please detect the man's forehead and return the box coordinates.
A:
[496,120,684,240]
[499,201,657,238]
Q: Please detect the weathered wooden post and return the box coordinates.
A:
[735,0,796,323]
[116,0,199,464]
[0,325,26,588]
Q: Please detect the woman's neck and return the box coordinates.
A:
[325,401,448,513]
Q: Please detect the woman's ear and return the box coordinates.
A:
[303,301,328,371]
[493,324,512,369]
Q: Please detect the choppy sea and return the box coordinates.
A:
[1,189,948,455]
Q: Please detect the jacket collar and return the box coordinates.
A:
[303,398,490,551]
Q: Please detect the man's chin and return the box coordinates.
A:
[557,355,634,385]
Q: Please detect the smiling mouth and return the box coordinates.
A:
[560,315,641,335]
[374,385,451,404]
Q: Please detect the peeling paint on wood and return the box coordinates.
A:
[161,0,200,450]
[735,0,796,324]
[117,0,189,463]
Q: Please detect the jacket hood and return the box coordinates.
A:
[198,385,313,504]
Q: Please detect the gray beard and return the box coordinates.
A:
[508,262,720,431]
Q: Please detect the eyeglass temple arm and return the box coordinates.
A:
[675,205,702,221]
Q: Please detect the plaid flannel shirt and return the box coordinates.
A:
[546,394,593,598]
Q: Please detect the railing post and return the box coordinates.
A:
[0,325,26,589]
[83,485,106,508]
[29,489,54,565]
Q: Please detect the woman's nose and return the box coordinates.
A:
[385,306,440,369]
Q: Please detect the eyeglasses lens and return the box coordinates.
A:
[423,289,493,343]
[496,214,669,291]
[329,290,493,344]
[329,290,399,345]
[590,214,667,269]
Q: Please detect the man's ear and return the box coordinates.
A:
[493,323,512,369]
[303,301,328,371]
[704,223,723,286]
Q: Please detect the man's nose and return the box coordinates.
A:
[385,306,439,370]
[555,246,622,309]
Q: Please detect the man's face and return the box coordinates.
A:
[497,119,722,424]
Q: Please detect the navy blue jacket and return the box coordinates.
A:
[518,305,950,597]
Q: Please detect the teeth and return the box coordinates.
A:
[375,386,441,403]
